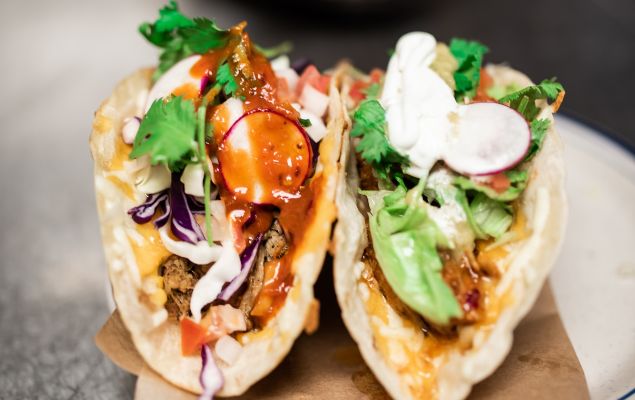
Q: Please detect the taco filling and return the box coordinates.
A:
[345,32,565,342]
[100,1,336,395]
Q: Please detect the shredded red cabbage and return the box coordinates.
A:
[291,58,311,74]
[127,191,167,224]
[199,344,223,400]
[169,174,206,244]
[127,173,208,244]
[218,235,262,301]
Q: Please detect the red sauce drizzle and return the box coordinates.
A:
[202,23,319,326]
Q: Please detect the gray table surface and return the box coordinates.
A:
[0,0,633,398]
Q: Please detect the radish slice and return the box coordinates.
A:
[218,109,312,204]
[443,102,530,176]
[144,55,202,113]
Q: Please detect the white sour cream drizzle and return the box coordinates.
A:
[189,240,242,322]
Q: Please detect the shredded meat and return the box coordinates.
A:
[356,152,379,191]
[263,220,288,261]
[160,256,210,320]
[159,219,290,325]
[439,251,483,325]
[235,220,288,329]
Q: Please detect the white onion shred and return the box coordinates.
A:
[275,68,300,94]
[158,225,223,265]
[135,164,171,194]
[181,163,205,197]
[291,103,327,142]
[214,335,243,366]
[122,117,140,144]
[270,55,290,71]
[299,84,329,118]
[199,344,223,400]
[189,241,241,322]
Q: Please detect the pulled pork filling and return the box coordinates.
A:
[160,219,289,329]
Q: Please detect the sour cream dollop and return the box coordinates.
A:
[381,32,529,178]
[381,32,455,178]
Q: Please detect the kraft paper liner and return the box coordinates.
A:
[95,281,588,399]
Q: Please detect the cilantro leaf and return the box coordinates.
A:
[215,63,238,98]
[139,2,229,81]
[351,99,409,182]
[180,18,230,54]
[254,41,293,59]
[299,117,312,128]
[138,0,194,47]
[499,79,564,120]
[449,38,489,101]
[130,96,197,171]
[525,118,551,161]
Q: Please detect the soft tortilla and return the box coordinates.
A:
[333,64,567,400]
[90,67,347,396]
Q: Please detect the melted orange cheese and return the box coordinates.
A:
[129,221,171,278]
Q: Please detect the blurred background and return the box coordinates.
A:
[0,0,633,398]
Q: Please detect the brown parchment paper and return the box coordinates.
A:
[95,277,588,399]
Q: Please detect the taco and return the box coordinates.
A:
[333,32,567,399]
[90,2,345,397]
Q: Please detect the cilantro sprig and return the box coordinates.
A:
[139,1,229,81]
[351,99,409,183]
[215,63,239,98]
[130,96,198,171]
[449,38,489,101]
[499,79,564,121]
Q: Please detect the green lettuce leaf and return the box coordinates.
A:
[367,181,462,326]
[455,190,512,240]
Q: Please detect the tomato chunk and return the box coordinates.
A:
[180,318,208,356]
[489,173,511,193]
[296,65,329,96]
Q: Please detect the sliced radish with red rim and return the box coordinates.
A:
[443,102,531,176]
[217,109,312,204]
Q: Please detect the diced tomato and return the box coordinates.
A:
[474,68,495,102]
[180,318,208,356]
[348,80,367,104]
[348,69,385,105]
[489,173,511,193]
[369,68,384,83]
[277,77,293,103]
[296,65,329,97]
[316,75,331,93]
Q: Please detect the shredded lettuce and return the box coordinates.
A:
[486,82,522,101]
[453,170,528,202]
[366,181,462,326]
[469,193,513,239]
[455,189,512,240]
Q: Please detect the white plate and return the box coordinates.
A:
[550,116,635,400]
